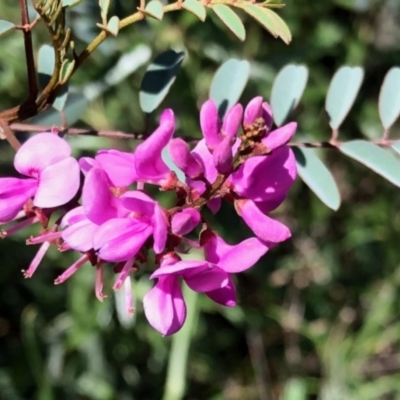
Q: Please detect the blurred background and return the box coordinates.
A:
[1,0,400,399]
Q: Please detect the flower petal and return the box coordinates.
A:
[14,133,72,176]
[183,266,230,292]
[244,96,263,125]
[0,178,37,222]
[143,276,186,336]
[205,276,237,307]
[169,138,202,178]
[238,200,291,243]
[191,139,218,184]
[222,103,243,140]
[153,204,168,253]
[213,136,233,174]
[171,208,201,236]
[262,122,297,151]
[200,99,221,148]
[151,260,211,278]
[34,157,80,208]
[62,218,98,252]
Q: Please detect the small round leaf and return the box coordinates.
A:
[183,0,206,22]
[212,5,246,41]
[107,16,120,36]
[0,20,15,36]
[144,0,164,20]
[379,67,400,130]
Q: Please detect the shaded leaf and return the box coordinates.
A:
[212,5,246,41]
[62,0,84,6]
[326,66,364,129]
[261,8,291,44]
[52,83,69,112]
[59,59,76,85]
[340,140,400,188]
[379,67,400,130]
[183,0,206,22]
[240,5,279,38]
[0,20,15,36]
[271,64,309,126]
[391,141,400,156]
[144,0,164,20]
[37,45,55,90]
[107,16,120,36]
[209,58,250,118]
[294,147,341,211]
[139,50,185,114]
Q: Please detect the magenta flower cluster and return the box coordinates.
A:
[0,97,297,336]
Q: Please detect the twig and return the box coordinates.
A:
[0,122,21,151]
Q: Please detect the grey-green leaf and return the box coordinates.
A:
[145,0,164,20]
[379,67,400,130]
[212,5,246,41]
[262,8,291,44]
[271,64,309,127]
[38,45,55,90]
[183,0,206,22]
[0,20,14,36]
[340,140,400,188]
[240,5,279,38]
[294,147,341,211]
[62,0,84,7]
[139,50,185,114]
[52,83,69,112]
[209,58,250,118]
[99,0,110,21]
[391,141,400,156]
[107,16,120,36]
[325,66,364,129]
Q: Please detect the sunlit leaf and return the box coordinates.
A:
[209,58,250,118]
[59,59,76,85]
[271,64,309,126]
[379,67,400,130]
[240,4,279,38]
[139,50,185,114]
[294,147,341,210]
[183,0,206,22]
[144,0,164,20]
[326,66,364,129]
[212,5,246,41]
[340,140,400,188]
[0,20,15,36]
[99,0,110,21]
[261,8,292,44]
[391,141,400,156]
[106,16,120,36]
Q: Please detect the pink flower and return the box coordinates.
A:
[0,133,80,222]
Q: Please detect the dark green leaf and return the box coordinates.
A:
[209,58,250,118]
[144,0,164,20]
[139,50,185,114]
[294,147,341,210]
[325,66,364,129]
[271,64,309,126]
[0,20,14,36]
[183,0,206,22]
[379,67,400,130]
[212,5,246,41]
[340,140,400,188]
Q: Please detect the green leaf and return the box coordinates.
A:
[212,5,246,41]
[62,0,84,6]
[144,0,164,20]
[52,84,69,112]
[209,58,250,118]
[325,66,364,129]
[37,45,55,90]
[240,5,279,38]
[391,141,400,156]
[183,0,206,22]
[294,147,341,211]
[281,378,308,400]
[0,20,15,36]
[379,67,400,130]
[340,140,400,188]
[59,59,76,85]
[99,0,110,21]
[106,16,120,36]
[262,8,292,44]
[271,64,309,126]
[139,50,185,114]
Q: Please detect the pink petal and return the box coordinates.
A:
[153,204,168,253]
[213,136,233,174]
[94,218,152,262]
[0,178,37,222]
[95,150,137,187]
[200,99,221,148]
[143,276,186,336]
[79,157,98,176]
[150,260,211,278]
[14,133,72,176]
[207,197,221,214]
[244,96,263,125]
[62,218,98,252]
[120,191,155,216]
[222,103,243,140]
[169,138,203,178]
[205,276,236,307]
[262,122,297,151]
[60,206,86,227]
[183,266,229,292]
[171,208,201,236]
[238,200,291,243]
[134,109,175,184]
[262,102,274,131]
[34,157,80,208]
[82,167,118,224]
[231,147,297,202]
[191,139,218,184]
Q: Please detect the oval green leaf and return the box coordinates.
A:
[293,147,341,211]
[262,8,291,44]
[340,140,400,188]
[52,83,69,112]
[37,44,55,90]
[139,50,185,114]
[59,59,76,85]
[212,5,246,41]
[183,0,206,22]
[0,20,15,36]
[99,0,110,21]
[209,58,250,118]
[379,67,400,130]
[325,66,364,129]
[271,64,309,127]
[391,141,400,156]
[107,16,120,36]
[240,5,279,38]
[145,0,164,20]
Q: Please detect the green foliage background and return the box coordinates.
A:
[1,0,400,399]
